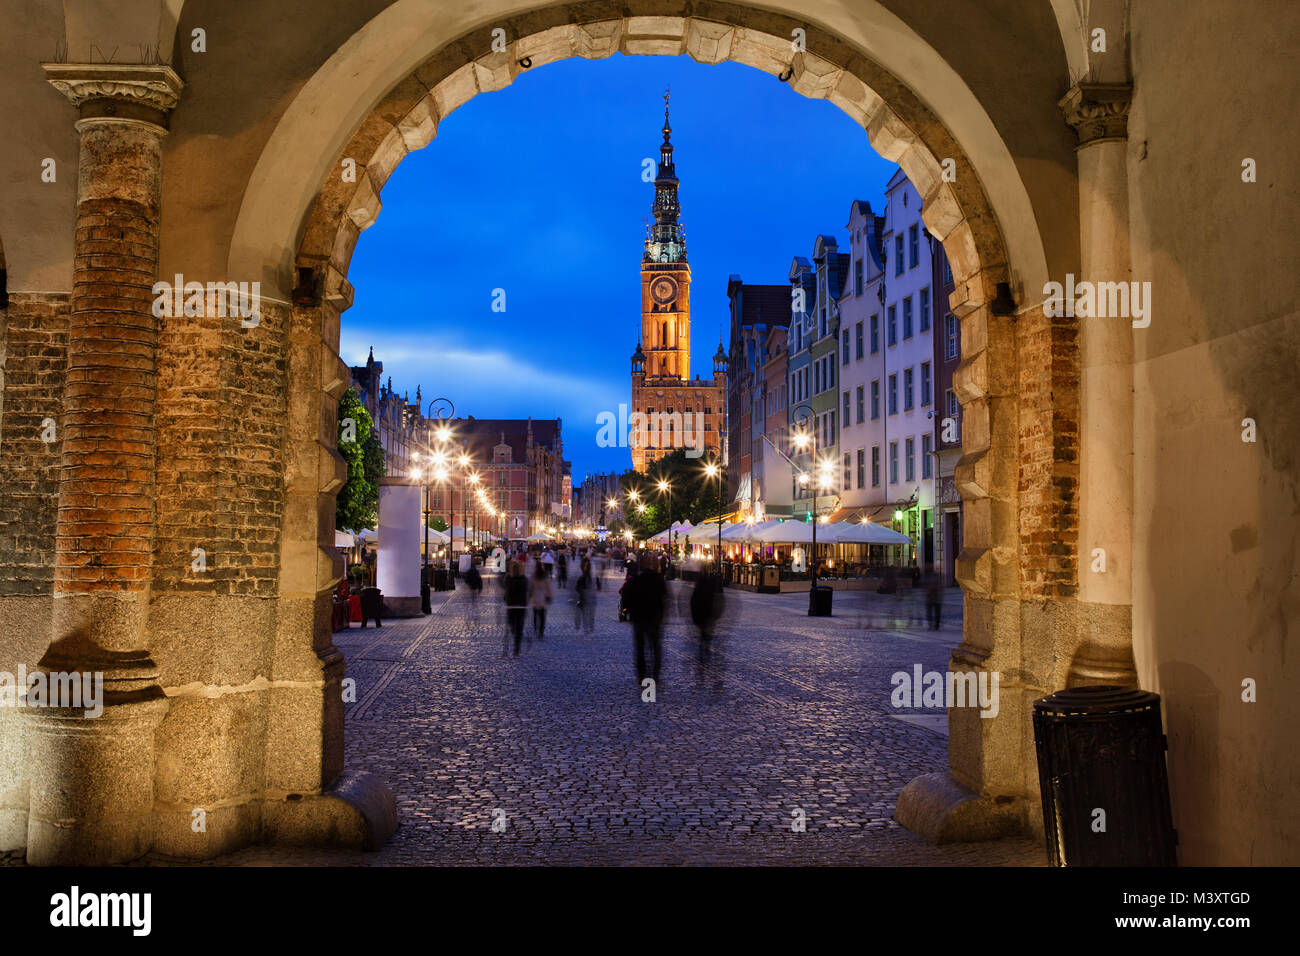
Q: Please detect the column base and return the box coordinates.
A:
[895,772,1028,844]
[261,771,396,851]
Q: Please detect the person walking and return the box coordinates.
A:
[556,551,569,589]
[541,548,555,578]
[529,558,553,640]
[575,557,599,635]
[925,571,943,631]
[625,552,667,686]
[689,571,725,661]
[503,560,528,657]
[465,561,483,624]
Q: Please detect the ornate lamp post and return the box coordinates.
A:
[791,403,828,607]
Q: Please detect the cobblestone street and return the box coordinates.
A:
[202,571,1042,866]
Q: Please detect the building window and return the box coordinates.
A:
[813,362,819,395]
[829,359,835,389]
[871,446,880,487]
[857,448,866,489]
[905,437,915,481]
[946,313,959,360]
[895,235,904,275]
[944,258,953,285]
[889,441,899,484]
[820,308,827,338]
[909,224,919,269]
[904,367,914,410]
[922,434,933,479]
[844,452,852,489]
[921,362,931,406]
[871,380,880,420]
[855,321,864,360]
[888,374,898,415]
[855,259,864,296]
[843,390,850,424]
[887,306,897,346]
[946,388,959,420]
[903,297,913,339]
[855,385,864,424]
[870,315,879,354]
[920,287,931,333]
[842,329,850,365]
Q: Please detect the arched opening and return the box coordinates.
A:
[245,4,1070,857]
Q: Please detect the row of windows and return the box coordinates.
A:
[838,362,933,424]
[842,294,956,366]
[841,434,934,491]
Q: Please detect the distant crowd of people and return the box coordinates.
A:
[474,545,723,686]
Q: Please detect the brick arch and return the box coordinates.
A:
[279,7,1077,844]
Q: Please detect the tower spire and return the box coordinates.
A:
[646,88,685,264]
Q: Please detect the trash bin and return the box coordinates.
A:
[358,586,383,627]
[1032,685,1177,866]
[808,583,833,616]
[759,566,781,593]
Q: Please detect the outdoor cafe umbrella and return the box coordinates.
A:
[821,520,912,545]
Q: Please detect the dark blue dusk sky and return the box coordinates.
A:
[342,53,897,480]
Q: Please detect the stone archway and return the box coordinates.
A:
[277,7,1084,847]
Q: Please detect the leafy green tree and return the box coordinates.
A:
[427,516,447,532]
[335,387,384,531]
[617,449,727,539]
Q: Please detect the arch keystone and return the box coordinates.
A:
[622,16,687,56]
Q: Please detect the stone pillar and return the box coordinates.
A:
[24,64,182,865]
[1059,83,1138,688]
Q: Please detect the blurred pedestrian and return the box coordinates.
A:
[529,557,553,639]
[465,561,483,623]
[557,551,569,589]
[575,557,599,634]
[689,571,725,660]
[503,560,528,657]
[625,552,667,685]
[926,571,943,630]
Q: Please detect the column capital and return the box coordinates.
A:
[1058,82,1132,148]
[43,62,183,123]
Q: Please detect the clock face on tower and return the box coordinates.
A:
[650,275,678,305]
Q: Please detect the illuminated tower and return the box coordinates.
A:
[640,88,691,381]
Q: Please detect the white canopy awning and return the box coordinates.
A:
[821,521,912,545]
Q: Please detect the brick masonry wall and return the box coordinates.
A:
[1017,305,1080,599]
[0,293,70,596]
[153,302,287,595]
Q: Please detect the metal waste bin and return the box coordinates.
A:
[808,583,833,616]
[1032,685,1177,866]
[759,566,781,593]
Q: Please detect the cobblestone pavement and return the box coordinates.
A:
[2,574,1042,867]
[209,572,1042,866]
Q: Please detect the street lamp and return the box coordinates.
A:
[704,461,723,578]
[657,478,673,557]
[792,404,828,611]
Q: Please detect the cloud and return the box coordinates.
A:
[339,330,626,420]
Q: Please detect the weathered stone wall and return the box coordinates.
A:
[0,293,69,597]
[0,291,68,849]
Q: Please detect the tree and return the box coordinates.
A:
[335,387,384,531]
[617,449,727,540]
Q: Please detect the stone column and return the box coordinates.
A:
[1059,83,1138,688]
[25,64,182,865]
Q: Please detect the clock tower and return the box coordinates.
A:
[641,90,691,381]
[629,90,726,474]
